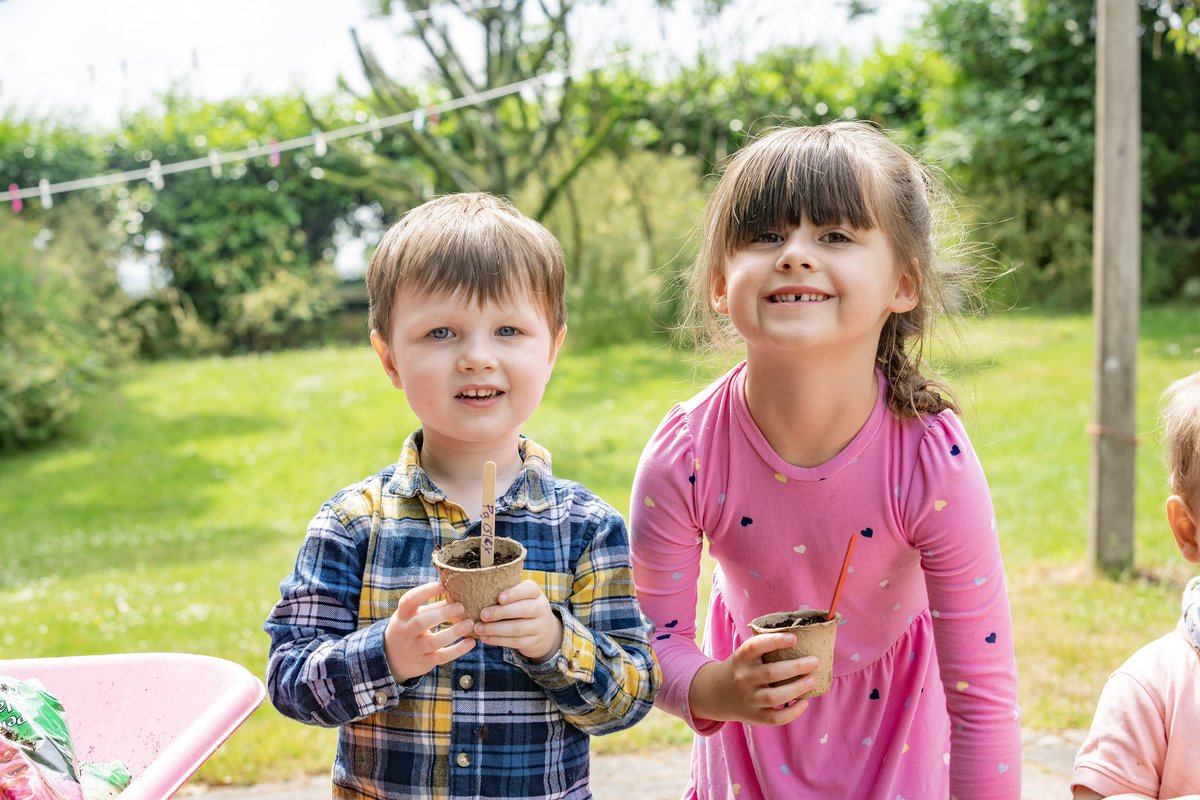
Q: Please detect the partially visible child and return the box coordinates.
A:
[264,192,659,799]
[1072,369,1200,800]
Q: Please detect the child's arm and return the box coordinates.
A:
[629,408,727,734]
[264,499,470,726]
[908,413,1022,798]
[480,506,660,735]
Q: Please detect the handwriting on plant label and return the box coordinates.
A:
[482,503,495,556]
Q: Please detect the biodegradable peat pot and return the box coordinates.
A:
[432,536,527,623]
[749,609,841,696]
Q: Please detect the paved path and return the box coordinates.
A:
[181,729,1086,799]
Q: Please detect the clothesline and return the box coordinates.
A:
[7,49,629,207]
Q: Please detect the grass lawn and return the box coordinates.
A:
[1,308,1198,785]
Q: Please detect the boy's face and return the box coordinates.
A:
[371,285,565,457]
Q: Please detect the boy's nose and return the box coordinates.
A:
[457,337,497,371]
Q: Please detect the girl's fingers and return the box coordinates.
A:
[762,697,810,725]
[759,675,816,707]
[763,656,819,684]
[737,633,797,660]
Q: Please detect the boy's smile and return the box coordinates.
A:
[371,286,564,477]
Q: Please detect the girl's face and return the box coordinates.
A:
[711,215,917,358]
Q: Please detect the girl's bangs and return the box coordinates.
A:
[723,135,878,250]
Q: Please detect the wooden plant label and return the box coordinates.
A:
[481,460,497,567]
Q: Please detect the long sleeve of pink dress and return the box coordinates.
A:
[630,364,1021,799]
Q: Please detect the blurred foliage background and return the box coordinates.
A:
[2,0,1198,447]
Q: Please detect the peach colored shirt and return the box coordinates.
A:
[1073,620,1200,798]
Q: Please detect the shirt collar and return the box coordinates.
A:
[389,430,555,513]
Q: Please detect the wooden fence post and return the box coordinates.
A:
[1089,0,1141,575]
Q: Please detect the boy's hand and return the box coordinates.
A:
[473,579,564,663]
[384,581,476,683]
[688,633,819,726]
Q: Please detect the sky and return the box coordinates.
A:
[0,0,927,127]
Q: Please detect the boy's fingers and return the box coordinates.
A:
[479,598,535,623]
[396,581,446,616]
[412,602,466,632]
[497,579,541,604]
[435,636,476,663]
[429,620,475,650]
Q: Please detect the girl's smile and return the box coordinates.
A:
[713,218,915,358]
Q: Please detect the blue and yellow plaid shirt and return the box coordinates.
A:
[265,433,660,799]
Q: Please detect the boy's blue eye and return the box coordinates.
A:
[428,327,453,340]
[496,326,519,337]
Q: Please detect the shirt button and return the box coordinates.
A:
[456,752,471,768]
[373,690,387,706]
[458,674,474,690]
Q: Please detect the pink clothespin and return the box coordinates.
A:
[269,138,281,167]
[9,183,23,213]
[427,104,439,125]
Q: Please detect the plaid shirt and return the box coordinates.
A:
[265,433,659,799]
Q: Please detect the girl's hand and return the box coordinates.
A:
[474,579,564,663]
[383,581,476,683]
[689,633,820,726]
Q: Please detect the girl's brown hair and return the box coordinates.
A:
[366,192,566,339]
[1161,370,1200,501]
[684,121,966,418]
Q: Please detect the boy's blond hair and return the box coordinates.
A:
[366,193,566,339]
[1162,369,1200,502]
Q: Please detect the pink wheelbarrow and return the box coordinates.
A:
[0,652,265,800]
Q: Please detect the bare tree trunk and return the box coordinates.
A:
[1089,0,1141,576]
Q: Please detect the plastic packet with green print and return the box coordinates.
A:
[1,673,82,799]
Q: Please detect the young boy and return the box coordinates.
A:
[1072,369,1200,800]
[264,193,659,799]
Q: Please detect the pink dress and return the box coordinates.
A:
[630,364,1021,799]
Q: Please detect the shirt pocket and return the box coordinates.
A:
[523,568,574,607]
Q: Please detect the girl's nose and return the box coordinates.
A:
[776,233,815,272]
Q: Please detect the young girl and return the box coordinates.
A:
[630,122,1021,799]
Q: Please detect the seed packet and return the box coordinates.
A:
[0,676,131,800]
[1,675,82,800]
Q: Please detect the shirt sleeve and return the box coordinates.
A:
[1072,670,1166,798]
[263,496,407,727]
[906,411,1022,799]
[628,405,723,735]
[512,503,661,736]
